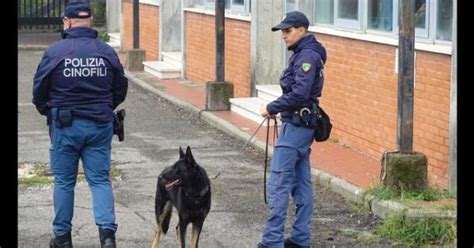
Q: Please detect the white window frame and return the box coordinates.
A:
[365,0,398,35]
[286,0,296,12]
[334,0,363,31]
[431,0,452,44]
[202,0,250,15]
[228,0,247,13]
[203,0,214,9]
[139,0,159,6]
[414,0,430,39]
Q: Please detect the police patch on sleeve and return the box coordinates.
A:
[302,63,311,72]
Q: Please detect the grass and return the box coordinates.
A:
[376,214,456,246]
[19,163,123,185]
[365,184,455,202]
[19,176,53,185]
[363,184,457,246]
[356,232,381,245]
[352,202,370,214]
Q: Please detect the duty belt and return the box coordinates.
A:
[281,104,318,128]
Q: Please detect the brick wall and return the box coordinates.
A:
[122,1,159,61]
[316,34,452,187]
[185,12,251,98]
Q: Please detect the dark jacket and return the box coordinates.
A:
[267,34,326,115]
[32,27,128,122]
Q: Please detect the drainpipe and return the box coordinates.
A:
[215,0,225,82]
[448,0,457,194]
[133,0,139,49]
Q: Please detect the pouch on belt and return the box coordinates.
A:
[55,109,73,128]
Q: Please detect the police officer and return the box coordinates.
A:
[258,11,327,248]
[32,1,128,247]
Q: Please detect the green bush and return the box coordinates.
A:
[97,30,110,42]
[91,2,106,27]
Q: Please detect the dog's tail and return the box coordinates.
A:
[160,201,172,234]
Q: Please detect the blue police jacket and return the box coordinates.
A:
[267,34,326,115]
[32,27,128,123]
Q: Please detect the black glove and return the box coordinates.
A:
[113,109,126,142]
[35,104,50,116]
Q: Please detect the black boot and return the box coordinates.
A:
[284,238,309,248]
[49,232,73,248]
[99,228,116,248]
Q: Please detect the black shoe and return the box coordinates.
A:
[284,238,309,248]
[257,242,266,248]
[49,233,73,248]
[99,228,116,248]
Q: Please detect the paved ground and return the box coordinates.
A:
[18,48,402,247]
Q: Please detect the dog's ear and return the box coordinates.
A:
[185,146,195,166]
[179,146,185,159]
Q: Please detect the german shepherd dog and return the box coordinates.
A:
[152,146,211,248]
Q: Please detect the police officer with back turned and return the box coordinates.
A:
[32,1,128,247]
[258,11,327,248]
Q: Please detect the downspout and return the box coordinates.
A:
[448,0,457,194]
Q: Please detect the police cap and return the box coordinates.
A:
[271,11,310,32]
[63,0,92,19]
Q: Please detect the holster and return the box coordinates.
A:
[113,109,126,142]
[53,108,73,128]
[281,103,318,129]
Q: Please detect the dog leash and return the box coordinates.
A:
[211,117,268,179]
[263,117,278,204]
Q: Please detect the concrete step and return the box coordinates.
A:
[229,97,281,126]
[107,32,120,49]
[256,84,282,102]
[143,61,181,79]
[161,52,182,67]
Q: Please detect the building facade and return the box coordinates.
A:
[120,0,455,189]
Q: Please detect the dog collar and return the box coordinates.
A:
[165,178,181,190]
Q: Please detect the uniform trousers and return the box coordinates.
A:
[261,122,315,247]
[49,110,117,236]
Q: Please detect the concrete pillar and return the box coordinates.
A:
[206,81,234,111]
[126,49,146,71]
[381,152,428,193]
[119,0,124,52]
[448,0,457,194]
[160,0,182,56]
[251,0,285,95]
[106,0,120,32]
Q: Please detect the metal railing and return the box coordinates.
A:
[18,0,64,31]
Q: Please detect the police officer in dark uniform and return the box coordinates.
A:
[258,11,327,248]
[32,1,128,247]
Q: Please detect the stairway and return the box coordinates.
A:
[143,52,182,79]
[106,32,120,49]
[229,85,282,126]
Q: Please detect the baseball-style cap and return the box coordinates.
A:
[271,11,310,32]
[63,0,92,19]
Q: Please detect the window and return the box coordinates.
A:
[334,0,361,30]
[315,0,334,25]
[313,0,452,43]
[286,0,296,12]
[368,0,393,32]
[436,0,453,41]
[415,0,429,38]
[202,0,250,14]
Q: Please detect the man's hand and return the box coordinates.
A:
[260,104,271,117]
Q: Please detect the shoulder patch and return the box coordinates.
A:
[302,63,311,72]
